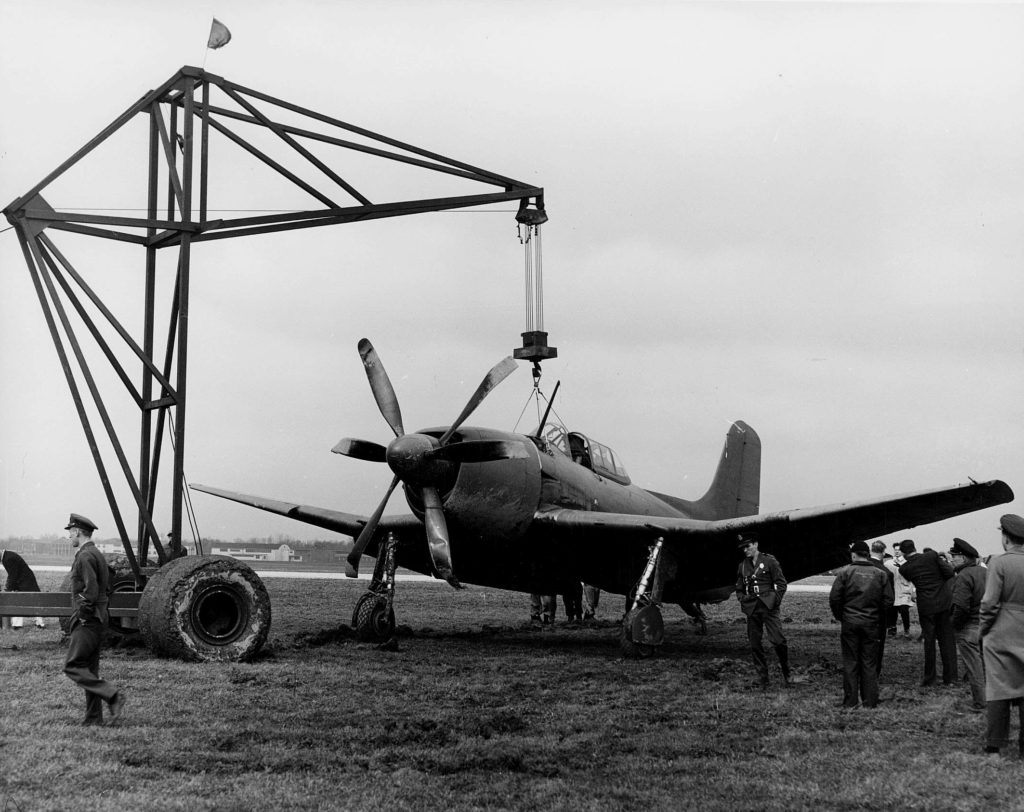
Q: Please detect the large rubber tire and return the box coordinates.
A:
[138,555,271,662]
[354,593,395,643]
[59,554,148,642]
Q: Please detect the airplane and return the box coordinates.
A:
[193,338,1014,656]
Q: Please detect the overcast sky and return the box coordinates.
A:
[1,1,1021,556]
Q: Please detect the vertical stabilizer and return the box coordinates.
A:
[695,421,760,519]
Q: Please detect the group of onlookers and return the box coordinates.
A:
[825,514,1024,757]
[734,514,1024,757]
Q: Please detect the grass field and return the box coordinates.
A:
[1,573,1019,812]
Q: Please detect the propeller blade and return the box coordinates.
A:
[358,338,405,438]
[428,439,528,464]
[345,475,400,578]
[422,486,460,588]
[438,356,518,446]
[331,437,388,463]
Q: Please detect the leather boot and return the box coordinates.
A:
[775,643,791,685]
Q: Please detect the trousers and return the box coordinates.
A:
[64,619,118,722]
[954,623,985,708]
[985,698,1024,751]
[840,621,880,707]
[919,608,957,685]
[745,604,787,682]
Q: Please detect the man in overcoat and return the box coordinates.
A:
[980,514,1024,755]
[898,539,957,687]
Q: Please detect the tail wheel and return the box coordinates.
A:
[619,603,663,659]
[138,555,271,662]
[354,593,395,643]
[619,622,656,659]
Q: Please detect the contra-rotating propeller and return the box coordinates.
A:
[332,338,523,587]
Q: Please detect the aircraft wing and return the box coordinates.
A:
[190,484,422,538]
[534,479,1013,584]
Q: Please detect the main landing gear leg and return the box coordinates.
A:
[352,532,398,643]
[620,537,665,658]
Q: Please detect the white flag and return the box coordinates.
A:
[208,18,232,49]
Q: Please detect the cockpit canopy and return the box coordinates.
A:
[540,423,630,485]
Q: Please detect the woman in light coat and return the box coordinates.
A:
[885,547,916,637]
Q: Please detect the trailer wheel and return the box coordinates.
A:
[138,555,270,662]
[354,593,394,642]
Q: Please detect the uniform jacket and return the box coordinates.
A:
[898,550,954,615]
[69,541,111,626]
[1,550,41,592]
[885,555,915,606]
[735,552,787,616]
[951,563,987,630]
[980,548,1024,701]
[830,560,894,626]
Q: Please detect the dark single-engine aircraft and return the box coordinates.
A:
[193,339,1014,655]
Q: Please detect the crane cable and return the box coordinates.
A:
[167,413,205,556]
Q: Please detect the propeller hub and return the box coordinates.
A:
[386,433,449,485]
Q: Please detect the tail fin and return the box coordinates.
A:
[695,421,760,519]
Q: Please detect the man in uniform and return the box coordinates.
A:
[898,539,957,687]
[1,548,46,629]
[62,513,126,726]
[980,514,1024,755]
[735,532,790,688]
[829,540,894,708]
[949,537,987,711]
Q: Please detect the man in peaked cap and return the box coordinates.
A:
[949,537,987,711]
[735,532,791,689]
[64,513,98,533]
[980,515,1024,754]
[62,513,126,726]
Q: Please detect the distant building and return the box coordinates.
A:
[209,542,301,562]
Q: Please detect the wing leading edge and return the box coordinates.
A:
[190,484,421,539]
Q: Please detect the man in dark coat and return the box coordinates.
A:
[62,513,126,726]
[830,540,894,708]
[735,532,790,688]
[898,539,957,687]
[1,548,45,629]
[949,537,987,711]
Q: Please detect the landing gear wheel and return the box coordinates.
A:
[354,593,395,643]
[138,555,271,662]
[351,592,373,628]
